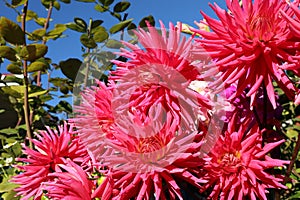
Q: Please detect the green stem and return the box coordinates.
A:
[21,1,33,148]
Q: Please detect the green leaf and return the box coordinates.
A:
[2,190,18,200]
[99,0,114,6]
[66,23,86,33]
[113,1,130,12]
[1,85,24,98]
[0,46,17,61]
[127,23,137,36]
[20,44,48,61]
[11,0,27,6]
[74,17,87,31]
[28,89,48,98]
[17,10,38,22]
[46,24,67,40]
[55,100,72,113]
[41,0,54,8]
[111,12,121,21]
[109,18,133,34]
[80,33,97,48]
[91,20,103,29]
[53,1,61,10]
[60,85,69,94]
[105,39,123,49]
[27,61,48,72]
[139,15,155,28]
[7,63,22,74]
[59,0,71,3]
[93,26,109,42]
[0,17,25,45]
[28,28,46,41]
[0,36,6,45]
[0,176,18,193]
[59,58,82,81]
[34,17,49,27]
[76,0,95,2]
[287,129,298,139]
[94,4,108,12]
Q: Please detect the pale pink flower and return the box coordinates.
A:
[12,123,89,200]
[201,117,289,200]
[193,0,300,108]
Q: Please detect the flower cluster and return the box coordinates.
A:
[12,0,299,199]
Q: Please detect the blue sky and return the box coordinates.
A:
[0,0,227,119]
[0,0,227,69]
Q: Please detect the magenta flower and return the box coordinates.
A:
[201,117,289,200]
[42,159,94,200]
[12,123,89,200]
[193,0,300,108]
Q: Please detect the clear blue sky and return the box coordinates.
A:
[0,0,227,71]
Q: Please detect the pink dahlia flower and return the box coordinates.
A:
[12,123,89,200]
[201,117,289,200]
[193,0,300,108]
[93,134,207,200]
[42,159,94,200]
[74,22,215,199]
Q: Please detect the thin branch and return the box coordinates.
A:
[36,1,53,87]
[21,0,33,148]
[284,134,300,184]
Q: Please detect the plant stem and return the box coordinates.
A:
[21,1,32,148]
[284,134,300,184]
[36,1,53,87]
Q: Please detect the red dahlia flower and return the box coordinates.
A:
[12,123,89,200]
[202,117,289,200]
[193,0,300,108]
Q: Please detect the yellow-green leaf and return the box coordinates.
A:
[66,23,86,33]
[113,1,130,13]
[17,10,38,22]
[139,15,155,28]
[0,46,17,61]
[6,63,22,74]
[105,39,122,49]
[93,26,108,43]
[53,1,61,10]
[11,0,27,6]
[94,4,108,12]
[109,18,133,34]
[0,17,25,45]
[74,17,87,30]
[28,89,48,98]
[80,33,97,48]
[27,61,48,72]
[20,44,48,61]
[28,28,46,41]
[34,17,49,27]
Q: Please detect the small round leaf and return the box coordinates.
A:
[113,1,130,13]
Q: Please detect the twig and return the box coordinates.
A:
[284,134,300,184]
[21,1,33,148]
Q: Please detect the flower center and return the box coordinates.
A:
[218,151,241,173]
[250,15,273,41]
[138,135,164,153]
